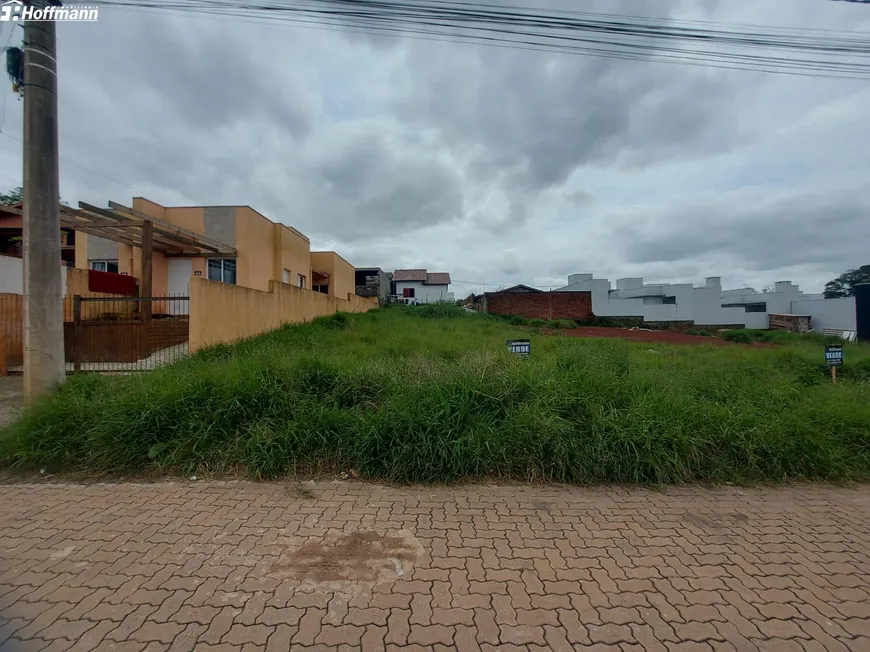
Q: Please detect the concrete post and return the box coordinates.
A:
[22,7,65,401]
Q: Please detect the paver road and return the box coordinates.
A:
[1,481,869,651]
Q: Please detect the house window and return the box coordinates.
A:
[207,258,237,285]
[403,287,415,298]
[282,269,291,284]
[90,260,118,273]
[298,274,306,289]
[313,284,329,294]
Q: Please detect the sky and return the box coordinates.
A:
[1,0,869,298]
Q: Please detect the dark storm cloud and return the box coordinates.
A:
[621,183,870,272]
[1,0,867,293]
[76,12,312,137]
[388,1,739,190]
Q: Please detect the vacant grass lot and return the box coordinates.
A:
[2,306,869,484]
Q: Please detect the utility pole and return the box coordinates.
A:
[22,0,65,401]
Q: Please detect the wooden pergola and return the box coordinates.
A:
[58,201,237,319]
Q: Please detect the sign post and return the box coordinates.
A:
[825,345,843,384]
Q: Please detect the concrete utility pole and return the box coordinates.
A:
[22,1,65,401]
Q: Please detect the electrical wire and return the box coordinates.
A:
[0,131,149,195]
[97,0,870,78]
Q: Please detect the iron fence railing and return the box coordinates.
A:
[0,294,189,375]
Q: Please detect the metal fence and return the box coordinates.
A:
[0,294,189,375]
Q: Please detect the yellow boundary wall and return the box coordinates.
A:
[189,277,376,351]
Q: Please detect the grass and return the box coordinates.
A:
[721,328,848,346]
[2,305,870,484]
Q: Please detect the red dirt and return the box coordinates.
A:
[546,327,775,347]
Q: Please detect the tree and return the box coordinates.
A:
[0,186,22,205]
[824,265,870,298]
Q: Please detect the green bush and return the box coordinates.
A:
[415,303,465,319]
[315,312,350,330]
[722,328,846,347]
[722,330,754,344]
[529,318,548,328]
[594,316,643,328]
[2,308,870,484]
[508,315,528,326]
[547,319,577,329]
[685,328,713,337]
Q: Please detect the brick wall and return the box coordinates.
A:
[485,291,593,321]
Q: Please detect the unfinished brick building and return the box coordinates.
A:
[479,285,593,321]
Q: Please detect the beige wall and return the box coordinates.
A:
[310,251,356,300]
[63,268,137,320]
[234,207,275,292]
[189,277,376,351]
[165,207,207,278]
[74,233,88,269]
[273,223,311,289]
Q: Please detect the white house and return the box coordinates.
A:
[556,273,856,331]
[0,254,68,296]
[392,269,453,304]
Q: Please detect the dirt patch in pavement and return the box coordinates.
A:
[270,529,423,592]
[547,327,775,347]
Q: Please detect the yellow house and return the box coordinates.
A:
[73,198,356,300]
[310,251,356,299]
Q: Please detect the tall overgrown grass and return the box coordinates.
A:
[2,305,870,483]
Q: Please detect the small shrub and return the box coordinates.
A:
[509,315,528,326]
[685,327,712,337]
[547,319,576,329]
[416,303,464,319]
[529,318,548,328]
[723,330,753,344]
[315,312,349,330]
[595,316,642,328]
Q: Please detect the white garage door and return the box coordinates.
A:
[166,259,192,315]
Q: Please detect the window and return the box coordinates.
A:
[207,258,237,285]
[298,274,306,289]
[403,287,416,298]
[90,260,118,273]
[313,284,329,294]
[282,269,291,284]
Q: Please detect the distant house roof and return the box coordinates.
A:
[491,284,542,294]
[393,269,452,285]
[425,272,451,285]
[393,268,427,282]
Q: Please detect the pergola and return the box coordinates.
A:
[59,201,237,319]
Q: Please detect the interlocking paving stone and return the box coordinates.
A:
[1,481,868,651]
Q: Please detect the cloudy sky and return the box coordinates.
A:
[1,0,869,296]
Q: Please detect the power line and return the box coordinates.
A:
[98,0,870,78]
[0,131,148,195]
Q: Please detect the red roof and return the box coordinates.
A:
[393,269,451,285]
[425,272,451,285]
[393,269,427,282]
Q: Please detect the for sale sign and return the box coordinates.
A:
[507,339,530,356]
[825,345,844,367]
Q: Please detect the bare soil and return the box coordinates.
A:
[548,327,774,347]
